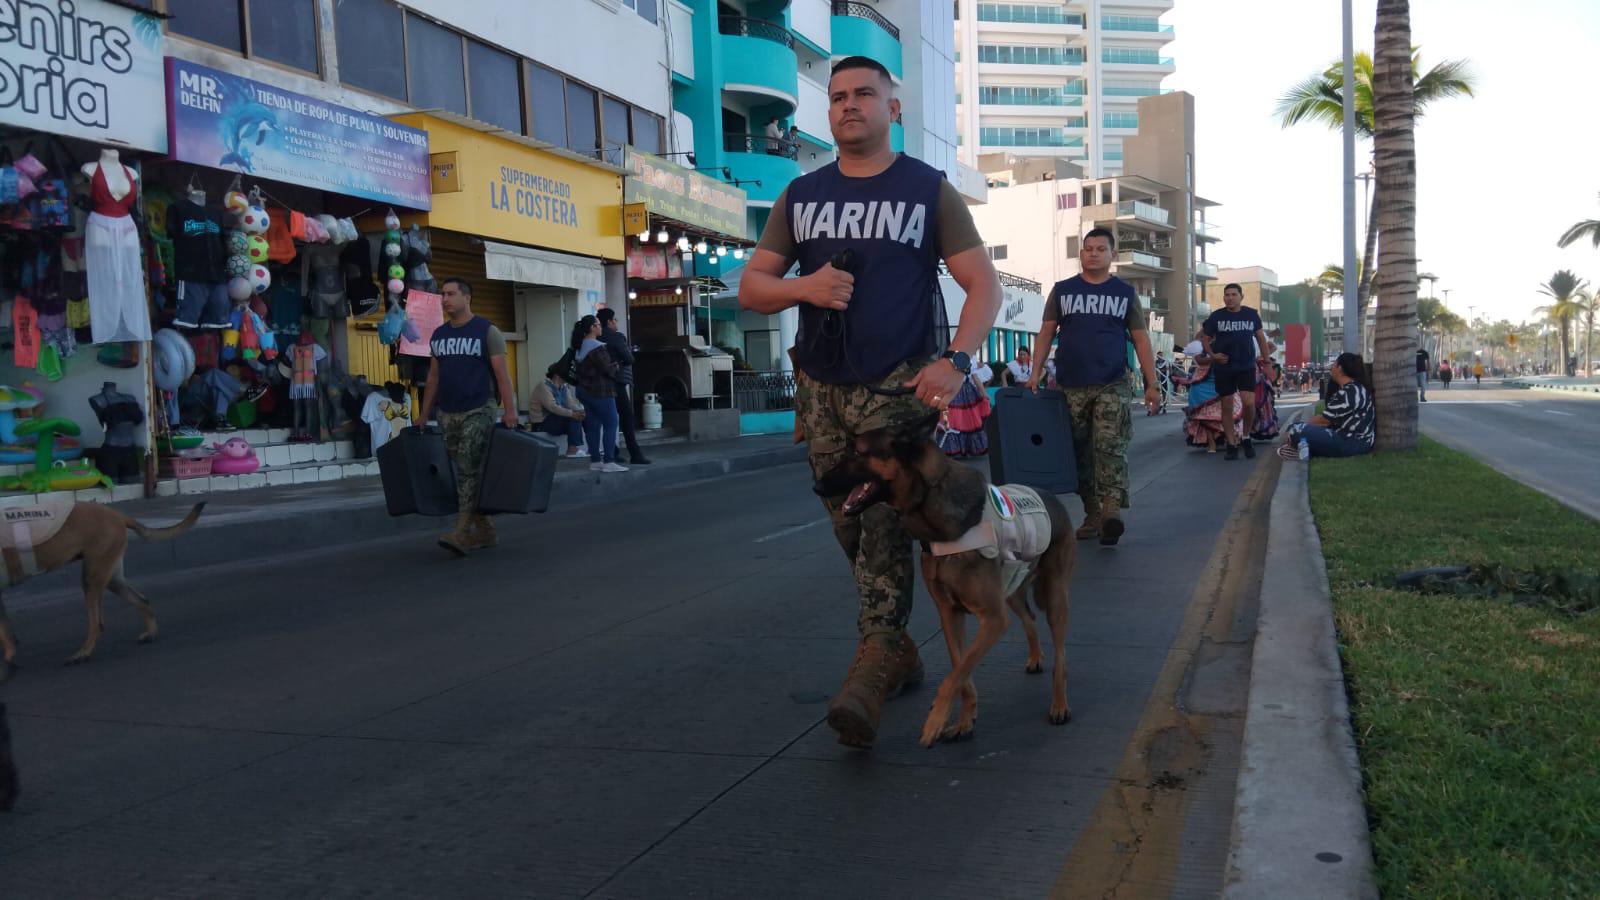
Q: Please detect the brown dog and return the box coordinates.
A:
[0,501,204,678]
[816,416,1077,747]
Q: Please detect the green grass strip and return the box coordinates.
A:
[1309,437,1600,898]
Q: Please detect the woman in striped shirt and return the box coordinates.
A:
[1278,352,1376,460]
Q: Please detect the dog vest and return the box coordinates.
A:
[929,485,1053,597]
[0,497,74,587]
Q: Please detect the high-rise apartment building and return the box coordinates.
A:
[954,0,1175,177]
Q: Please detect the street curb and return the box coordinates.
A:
[1224,461,1379,899]
[23,440,809,589]
[1505,379,1600,394]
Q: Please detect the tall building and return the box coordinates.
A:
[955,0,1175,178]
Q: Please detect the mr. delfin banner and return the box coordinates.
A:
[0,0,168,151]
[165,58,430,209]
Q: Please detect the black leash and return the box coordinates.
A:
[814,249,916,397]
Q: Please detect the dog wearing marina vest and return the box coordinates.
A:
[0,498,205,679]
[815,414,1077,747]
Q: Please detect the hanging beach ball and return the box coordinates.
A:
[246,234,270,263]
[224,191,250,215]
[383,241,401,259]
[239,206,270,234]
[227,277,253,302]
[387,264,405,280]
[249,264,272,295]
[226,254,251,279]
[385,229,401,243]
[227,230,249,255]
[386,278,405,296]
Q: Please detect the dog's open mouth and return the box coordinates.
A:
[840,480,883,517]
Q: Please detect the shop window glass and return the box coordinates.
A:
[631,108,662,155]
[250,0,319,73]
[528,64,567,147]
[601,95,630,164]
[336,0,406,99]
[167,0,243,52]
[565,82,599,156]
[468,40,522,133]
[406,16,467,116]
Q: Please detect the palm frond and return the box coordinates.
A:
[1557,219,1600,249]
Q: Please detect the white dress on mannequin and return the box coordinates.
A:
[81,148,151,343]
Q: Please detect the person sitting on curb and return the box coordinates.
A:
[529,363,587,457]
[1278,352,1375,461]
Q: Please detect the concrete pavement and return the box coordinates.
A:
[1418,387,1600,520]
[0,409,1283,897]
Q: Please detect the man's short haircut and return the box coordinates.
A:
[1224,282,1243,295]
[1083,227,1116,250]
[830,56,894,88]
[597,307,616,324]
[440,276,472,297]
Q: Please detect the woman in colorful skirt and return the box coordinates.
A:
[1250,355,1280,441]
[941,361,993,458]
[1173,343,1242,453]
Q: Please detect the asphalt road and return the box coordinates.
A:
[0,406,1275,899]
[1419,383,1600,519]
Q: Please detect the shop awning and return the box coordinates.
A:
[483,241,604,292]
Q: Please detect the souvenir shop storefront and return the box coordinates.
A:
[0,0,169,503]
[374,113,624,409]
[620,149,751,437]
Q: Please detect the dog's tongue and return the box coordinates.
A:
[844,482,875,512]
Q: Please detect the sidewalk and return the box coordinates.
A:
[21,432,807,590]
[1505,375,1600,394]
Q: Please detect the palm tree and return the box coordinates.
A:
[1534,270,1588,376]
[1577,289,1597,376]
[1277,49,1475,346]
[1557,219,1600,249]
[1369,0,1422,450]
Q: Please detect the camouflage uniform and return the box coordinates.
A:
[1060,383,1131,514]
[439,405,493,512]
[796,358,932,638]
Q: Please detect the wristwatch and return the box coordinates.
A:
[941,350,972,374]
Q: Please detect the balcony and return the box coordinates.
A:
[719,17,799,108]
[1101,49,1175,68]
[1194,220,1221,241]
[1115,250,1171,273]
[1195,260,1219,279]
[832,2,903,77]
[1102,85,1171,97]
[1117,200,1170,226]
[978,4,1085,26]
[1100,16,1175,35]
[978,91,1085,109]
[722,132,802,205]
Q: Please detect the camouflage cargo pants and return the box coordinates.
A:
[1061,383,1131,514]
[439,405,493,514]
[796,358,933,638]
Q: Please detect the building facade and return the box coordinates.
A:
[955,0,1175,178]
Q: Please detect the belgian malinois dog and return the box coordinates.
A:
[0,502,205,680]
[816,415,1077,747]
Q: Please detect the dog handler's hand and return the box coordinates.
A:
[906,360,966,410]
[1143,384,1161,416]
[802,263,854,311]
[1026,371,1042,395]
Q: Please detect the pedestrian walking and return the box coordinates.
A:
[415,277,519,556]
[737,55,1003,749]
[570,316,628,473]
[1416,346,1430,402]
[1026,226,1161,544]
[597,307,651,465]
[1278,353,1375,460]
[528,363,587,457]
[1439,359,1453,389]
[1473,360,1484,386]
[1200,283,1274,460]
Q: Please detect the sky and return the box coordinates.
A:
[1163,0,1600,326]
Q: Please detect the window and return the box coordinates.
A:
[468,40,523,133]
[337,0,406,99]
[601,95,631,164]
[631,107,663,155]
[250,0,319,72]
[528,64,567,147]
[989,245,1008,261]
[407,16,467,116]
[635,0,659,24]
[168,0,319,73]
[565,81,599,156]
[166,0,243,52]
[1066,236,1080,256]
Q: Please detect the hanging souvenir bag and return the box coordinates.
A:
[29,139,74,230]
[12,294,41,369]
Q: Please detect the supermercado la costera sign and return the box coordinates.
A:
[0,0,168,151]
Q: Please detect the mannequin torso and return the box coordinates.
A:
[81,149,137,202]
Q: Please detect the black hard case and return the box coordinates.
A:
[985,387,1079,494]
[377,429,459,517]
[476,426,559,515]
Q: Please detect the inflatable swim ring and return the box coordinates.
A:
[0,438,81,465]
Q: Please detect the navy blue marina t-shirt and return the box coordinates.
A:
[1043,274,1146,387]
[1203,306,1263,372]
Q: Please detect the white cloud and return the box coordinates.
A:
[1165,0,1600,326]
